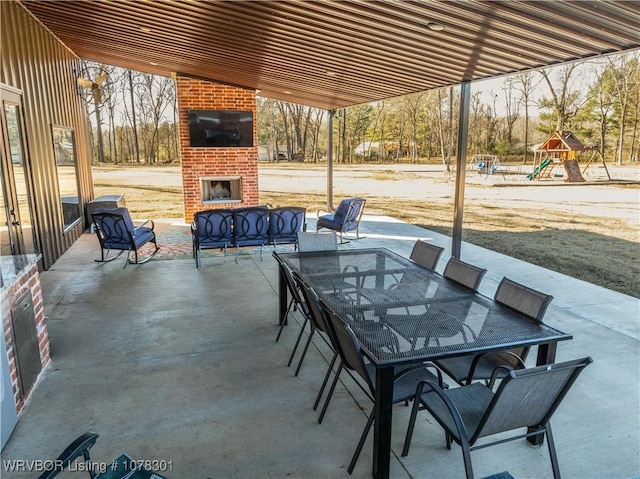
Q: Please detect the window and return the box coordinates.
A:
[51,126,81,230]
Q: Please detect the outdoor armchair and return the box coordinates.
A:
[317,197,366,243]
[268,206,306,247]
[292,273,377,419]
[401,357,593,479]
[191,208,234,268]
[232,205,270,261]
[91,207,158,268]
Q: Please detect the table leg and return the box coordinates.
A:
[528,342,559,445]
[279,267,288,326]
[372,367,394,479]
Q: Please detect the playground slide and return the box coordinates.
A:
[526,158,552,180]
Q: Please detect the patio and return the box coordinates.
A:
[2,214,639,479]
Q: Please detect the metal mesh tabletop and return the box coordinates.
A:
[276,248,571,367]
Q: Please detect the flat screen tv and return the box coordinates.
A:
[188,110,254,147]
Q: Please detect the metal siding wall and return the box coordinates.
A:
[0,2,94,269]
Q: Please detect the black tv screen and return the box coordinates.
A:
[188,110,254,147]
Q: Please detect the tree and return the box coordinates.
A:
[538,62,585,132]
[606,53,640,164]
[341,104,373,163]
[436,87,458,173]
[513,72,539,164]
[583,61,617,160]
[402,93,428,162]
[78,61,111,163]
[134,73,175,163]
[499,77,520,154]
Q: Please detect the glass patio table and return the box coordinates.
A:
[275,248,572,479]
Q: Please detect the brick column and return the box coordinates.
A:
[176,76,259,221]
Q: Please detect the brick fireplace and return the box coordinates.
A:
[176,76,259,221]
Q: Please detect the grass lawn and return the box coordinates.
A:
[93,162,640,298]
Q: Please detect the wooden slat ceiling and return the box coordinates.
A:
[21,0,640,110]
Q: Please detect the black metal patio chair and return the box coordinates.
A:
[290,271,337,377]
[401,357,593,479]
[434,277,553,386]
[319,299,446,475]
[37,431,168,479]
[409,240,444,271]
[296,231,338,252]
[442,257,487,291]
[273,252,309,343]
[91,207,158,268]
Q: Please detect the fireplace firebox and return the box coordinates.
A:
[201,176,242,204]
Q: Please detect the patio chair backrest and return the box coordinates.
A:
[193,208,234,247]
[443,257,487,292]
[37,431,99,479]
[410,240,444,270]
[494,277,553,321]
[473,357,593,442]
[233,206,270,247]
[319,299,374,394]
[92,208,133,247]
[269,207,306,245]
[339,197,366,232]
[275,256,309,317]
[297,231,338,252]
[294,273,334,339]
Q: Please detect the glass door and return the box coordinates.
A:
[0,86,38,257]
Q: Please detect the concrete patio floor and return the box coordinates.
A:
[2,214,639,479]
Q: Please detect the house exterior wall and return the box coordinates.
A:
[0,1,94,269]
[1,261,49,414]
[176,76,259,221]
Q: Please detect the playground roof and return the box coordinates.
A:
[538,130,586,152]
[19,0,640,110]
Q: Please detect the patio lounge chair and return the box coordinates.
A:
[402,357,593,479]
[317,197,366,243]
[434,277,553,386]
[91,207,158,268]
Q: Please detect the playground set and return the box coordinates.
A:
[529,130,610,182]
[470,131,611,182]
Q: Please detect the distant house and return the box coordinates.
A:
[354,141,411,160]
